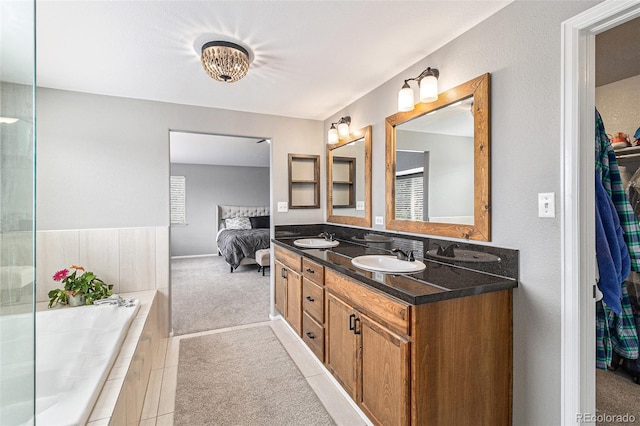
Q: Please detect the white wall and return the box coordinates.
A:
[170,163,270,256]
[596,73,640,140]
[324,1,599,424]
[36,88,324,230]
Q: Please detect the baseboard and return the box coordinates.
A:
[171,254,217,259]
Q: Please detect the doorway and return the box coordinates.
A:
[561,1,640,423]
[168,131,272,335]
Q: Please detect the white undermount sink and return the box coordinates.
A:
[293,238,340,248]
[351,255,426,274]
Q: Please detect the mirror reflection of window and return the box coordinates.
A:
[396,170,424,220]
[395,97,474,224]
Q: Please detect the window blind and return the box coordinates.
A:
[170,175,186,224]
[395,173,423,221]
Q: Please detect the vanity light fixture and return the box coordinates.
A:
[201,41,250,83]
[327,116,351,144]
[397,67,439,112]
[0,117,18,124]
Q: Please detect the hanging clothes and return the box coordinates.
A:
[595,108,639,369]
[596,109,640,271]
[595,171,629,314]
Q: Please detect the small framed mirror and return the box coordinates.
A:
[385,73,490,241]
[327,125,372,227]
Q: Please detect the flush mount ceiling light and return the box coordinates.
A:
[398,67,440,112]
[201,41,250,83]
[327,116,351,144]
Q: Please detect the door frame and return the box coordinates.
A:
[561,1,640,423]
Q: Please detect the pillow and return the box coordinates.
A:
[224,217,251,230]
[249,215,270,229]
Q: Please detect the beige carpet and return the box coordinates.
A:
[596,367,640,425]
[174,325,336,426]
[171,256,270,335]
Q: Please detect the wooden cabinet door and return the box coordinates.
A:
[325,293,358,398]
[358,313,410,426]
[274,261,287,317]
[285,267,302,335]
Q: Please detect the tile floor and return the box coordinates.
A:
[138,319,372,425]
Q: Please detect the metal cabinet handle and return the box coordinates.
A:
[349,313,356,331]
[306,332,315,339]
[306,296,315,302]
[354,317,361,335]
[306,268,315,274]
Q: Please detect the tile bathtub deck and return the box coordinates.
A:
[138,319,371,426]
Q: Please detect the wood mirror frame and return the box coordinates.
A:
[327,125,372,227]
[385,73,490,241]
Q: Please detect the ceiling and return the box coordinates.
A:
[596,16,640,87]
[25,0,513,122]
[4,1,515,166]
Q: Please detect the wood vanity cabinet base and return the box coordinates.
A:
[411,289,513,425]
[325,268,512,426]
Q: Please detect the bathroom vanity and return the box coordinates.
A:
[273,229,516,426]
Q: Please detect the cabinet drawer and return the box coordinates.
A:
[303,278,324,323]
[302,312,325,362]
[302,258,324,285]
[275,245,302,272]
[325,269,410,336]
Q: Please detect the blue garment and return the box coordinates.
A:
[595,171,629,314]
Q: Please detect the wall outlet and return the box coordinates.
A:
[356,201,365,211]
[375,216,384,225]
[277,202,288,213]
[538,192,555,218]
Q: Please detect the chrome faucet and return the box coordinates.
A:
[392,248,415,262]
[318,232,335,241]
[436,243,459,258]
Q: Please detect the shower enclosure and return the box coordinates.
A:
[0,1,36,424]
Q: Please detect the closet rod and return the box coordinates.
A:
[616,153,640,160]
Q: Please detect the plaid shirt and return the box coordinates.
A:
[596,109,640,270]
[595,109,639,368]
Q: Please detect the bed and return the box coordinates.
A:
[216,205,270,272]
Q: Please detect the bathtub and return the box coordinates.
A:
[0,300,140,426]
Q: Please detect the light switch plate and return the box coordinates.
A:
[375,216,384,225]
[277,202,288,213]
[356,201,365,211]
[538,192,555,218]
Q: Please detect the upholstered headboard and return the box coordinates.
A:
[217,205,270,229]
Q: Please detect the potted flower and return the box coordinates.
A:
[48,264,114,308]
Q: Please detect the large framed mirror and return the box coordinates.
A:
[385,73,490,241]
[327,125,372,227]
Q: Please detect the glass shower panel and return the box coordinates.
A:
[0,1,36,424]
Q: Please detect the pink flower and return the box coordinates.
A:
[53,269,68,282]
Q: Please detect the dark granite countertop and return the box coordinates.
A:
[273,236,518,305]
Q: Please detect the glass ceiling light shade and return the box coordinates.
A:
[327,116,351,144]
[398,82,415,112]
[419,68,439,103]
[328,124,339,144]
[201,41,250,83]
[397,67,439,111]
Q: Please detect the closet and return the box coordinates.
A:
[595,16,640,421]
